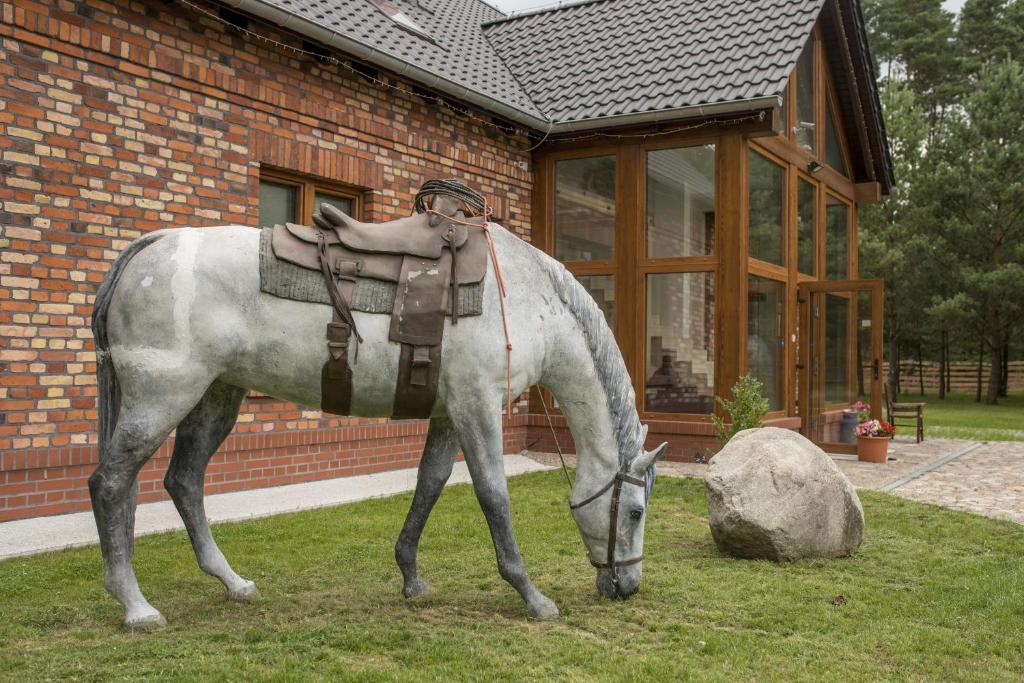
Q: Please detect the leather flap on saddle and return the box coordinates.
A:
[390,255,450,347]
[271,222,489,285]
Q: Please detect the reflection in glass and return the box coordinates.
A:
[554,156,616,261]
[315,192,354,218]
[856,291,872,403]
[748,276,785,410]
[645,273,715,413]
[575,275,615,330]
[797,178,816,275]
[646,145,716,258]
[826,196,849,279]
[796,38,817,153]
[259,181,297,227]
[825,294,850,404]
[748,151,786,265]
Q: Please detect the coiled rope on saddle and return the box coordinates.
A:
[414,179,487,217]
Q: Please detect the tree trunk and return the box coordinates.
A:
[999,334,1009,398]
[976,338,984,403]
[938,331,947,399]
[987,340,1002,405]
[917,343,925,396]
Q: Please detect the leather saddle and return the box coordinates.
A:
[269,197,488,419]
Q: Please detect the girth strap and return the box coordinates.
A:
[318,231,360,415]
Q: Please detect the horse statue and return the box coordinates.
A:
[88,181,666,628]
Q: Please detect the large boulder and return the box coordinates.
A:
[704,427,864,562]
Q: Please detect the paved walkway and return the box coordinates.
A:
[0,454,550,562]
[896,441,1024,525]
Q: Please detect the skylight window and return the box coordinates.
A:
[368,0,439,45]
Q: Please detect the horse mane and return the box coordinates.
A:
[534,252,646,468]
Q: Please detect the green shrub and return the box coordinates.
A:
[712,374,770,446]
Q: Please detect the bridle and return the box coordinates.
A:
[569,469,646,590]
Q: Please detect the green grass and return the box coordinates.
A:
[2,471,1024,681]
[895,392,1024,441]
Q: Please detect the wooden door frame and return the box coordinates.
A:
[798,278,883,453]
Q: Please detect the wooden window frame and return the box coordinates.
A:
[259,167,364,224]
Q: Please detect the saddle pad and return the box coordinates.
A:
[258,227,484,316]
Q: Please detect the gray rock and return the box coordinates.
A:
[704,427,864,562]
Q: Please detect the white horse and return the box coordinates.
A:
[89,220,665,628]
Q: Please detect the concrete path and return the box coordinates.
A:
[0,454,551,562]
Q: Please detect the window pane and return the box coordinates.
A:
[748,151,786,266]
[315,191,354,218]
[575,275,614,330]
[644,272,715,414]
[259,180,298,227]
[825,294,850,404]
[646,145,716,258]
[797,178,817,275]
[826,196,849,279]
[554,155,616,261]
[796,38,817,153]
[747,276,786,411]
[824,101,848,175]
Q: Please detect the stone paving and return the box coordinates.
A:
[525,436,1024,526]
[896,441,1024,525]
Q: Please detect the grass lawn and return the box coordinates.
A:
[3,471,1024,681]
[895,392,1024,441]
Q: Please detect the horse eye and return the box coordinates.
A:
[630,508,644,521]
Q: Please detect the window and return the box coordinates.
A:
[826,195,849,280]
[797,177,817,275]
[645,272,715,414]
[576,274,615,329]
[748,151,786,266]
[258,170,360,227]
[825,294,851,404]
[554,155,616,262]
[824,96,849,176]
[646,145,716,257]
[795,37,817,153]
[747,276,785,410]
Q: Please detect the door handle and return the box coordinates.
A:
[873,358,880,380]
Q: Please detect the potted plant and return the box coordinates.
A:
[855,418,896,463]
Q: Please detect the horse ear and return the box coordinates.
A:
[631,442,667,474]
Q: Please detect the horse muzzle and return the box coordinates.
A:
[596,565,641,599]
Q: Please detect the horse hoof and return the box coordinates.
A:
[228,581,260,602]
[526,596,560,620]
[123,611,167,631]
[403,577,430,599]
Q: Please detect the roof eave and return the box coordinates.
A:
[545,96,781,134]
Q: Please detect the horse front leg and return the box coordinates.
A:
[452,407,559,619]
[395,416,460,598]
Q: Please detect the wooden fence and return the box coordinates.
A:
[883,361,1024,395]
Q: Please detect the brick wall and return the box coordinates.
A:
[0,0,533,521]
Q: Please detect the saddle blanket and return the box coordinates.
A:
[257,227,484,316]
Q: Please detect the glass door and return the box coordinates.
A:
[798,280,883,453]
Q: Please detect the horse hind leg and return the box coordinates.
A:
[90,391,207,629]
[395,416,460,598]
[163,380,257,601]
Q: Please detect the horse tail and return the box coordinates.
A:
[91,232,165,458]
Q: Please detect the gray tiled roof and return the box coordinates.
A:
[483,0,824,124]
[252,0,545,118]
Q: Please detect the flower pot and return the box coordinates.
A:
[857,435,889,463]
